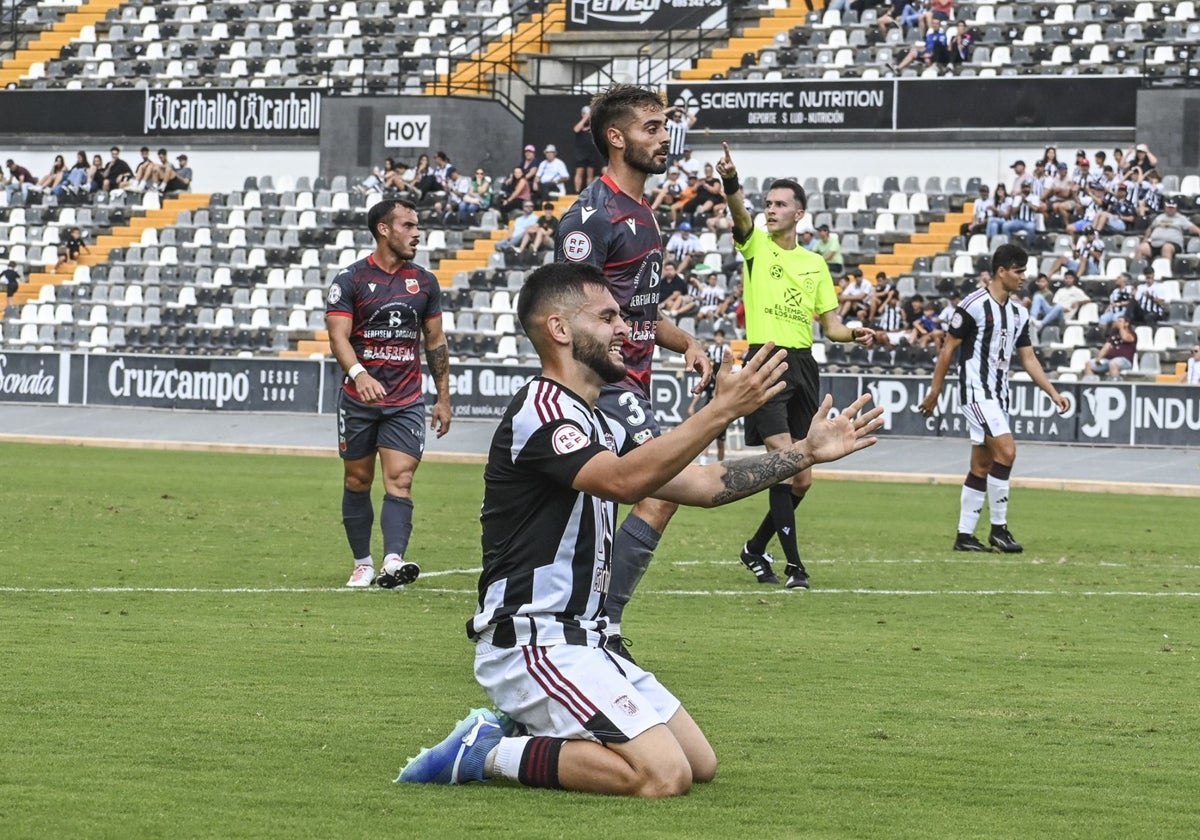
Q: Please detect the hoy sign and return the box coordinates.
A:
[384,114,431,148]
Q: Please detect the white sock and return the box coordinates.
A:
[958,486,986,535]
[492,735,531,782]
[987,475,1010,526]
[354,555,374,567]
[607,621,621,637]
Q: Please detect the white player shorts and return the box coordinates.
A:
[474,641,682,744]
[961,399,1013,445]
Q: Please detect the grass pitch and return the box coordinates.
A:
[2,442,1198,839]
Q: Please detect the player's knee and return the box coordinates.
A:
[690,748,718,784]
[635,759,694,798]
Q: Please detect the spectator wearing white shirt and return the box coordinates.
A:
[1186,345,1200,385]
[664,221,701,273]
[1128,267,1167,325]
[962,184,993,236]
[532,144,569,202]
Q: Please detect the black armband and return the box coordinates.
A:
[722,175,740,195]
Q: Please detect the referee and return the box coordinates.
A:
[717,142,877,589]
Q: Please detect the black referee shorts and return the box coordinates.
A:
[743,345,820,447]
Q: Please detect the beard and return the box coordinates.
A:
[624,142,668,176]
[573,333,626,384]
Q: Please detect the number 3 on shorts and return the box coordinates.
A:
[618,391,646,427]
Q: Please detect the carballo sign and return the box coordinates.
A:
[144,89,321,135]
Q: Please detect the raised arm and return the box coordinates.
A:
[715,141,754,243]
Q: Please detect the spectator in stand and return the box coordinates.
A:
[665,221,702,273]
[4,159,36,204]
[1126,143,1158,176]
[1042,146,1059,171]
[2,260,20,299]
[443,167,474,224]
[1103,183,1137,234]
[360,157,406,194]
[1098,164,1121,195]
[679,162,726,227]
[948,19,974,66]
[456,166,492,223]
[101,147,133,192]
[660,270,700,322]
[800,228,817,251]
[1127,266,1167,326]
[1132,168,1165,226]
[1002,180,1042,239]
[1010,159,1034,195]
[878,0,921,38]
[514,201,558,255]
[937,292,960,326]
[411,153,438,196]
[986,184,1012,238]
[873,284,908,346]
[52,226,90,273]
[1029,159,1050,200]
[517,144,539,180]
[87,153,104,194]
[910,301,945,349]
[496,200,538,252]
[1050,226,1105,278]
[162,153,192,193]
[658,262,691,319]
[36,154,67,194]
[812,224,844,276]
[1082,316,1137,380]
[1137,198,1200,264]
[1045,162,1077,226]
[838,267,874,321]
[921,0,954,34]
[901,292,927,328]
[963,183,994,236]
[496,166,532,219]
[572,105,603,193]
[1040,270,1091,329]
[131,147,156,191]
[867,271,897,323]
[1187,345,1200,385]
[676,146,701,181]
[693,272,726,323]
[896,20,951,71]
[664,105,696,166]
[650,166,689,220]
[53,151,91,198]
[1098,272,1134,327]
[532,144,570,202]
[1024,273,1061,328]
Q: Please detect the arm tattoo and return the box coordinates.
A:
[425,343,450,397]
[710,448,812,506]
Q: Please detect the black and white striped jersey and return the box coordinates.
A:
[665,117,689,158]
[947,288,1032,411]
[469,377,635,648]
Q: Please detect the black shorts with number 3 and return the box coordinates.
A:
[743,345,820,447]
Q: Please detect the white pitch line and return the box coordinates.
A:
[2,586,1199,597]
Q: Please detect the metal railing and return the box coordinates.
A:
[2,0,35,60]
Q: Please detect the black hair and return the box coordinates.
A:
[157,148,168,156]
[367,198,418,240]
[517,262,611,336]
[767,177,807,209]
[992,242,1028,274]
[589,84,664,162]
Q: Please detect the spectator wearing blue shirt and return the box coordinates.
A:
[896,22,950,71]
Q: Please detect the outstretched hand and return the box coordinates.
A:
[803,393,885,465]
[712,341,787,420]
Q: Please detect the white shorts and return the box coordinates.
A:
[961,399,1012,445]
[474,642,682,745]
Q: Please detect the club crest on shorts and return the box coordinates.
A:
[613,694,639,716]
[562,231,592,262]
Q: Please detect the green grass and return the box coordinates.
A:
[2,442,1198,839]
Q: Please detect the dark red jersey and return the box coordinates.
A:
[555,174,664,397]
[326,254,442,407]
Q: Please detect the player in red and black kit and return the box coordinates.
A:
[326,198,452,589]
[555,85,712,658]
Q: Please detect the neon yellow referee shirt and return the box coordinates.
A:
[735,226,838,349]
